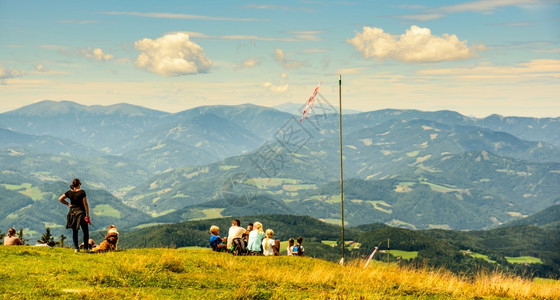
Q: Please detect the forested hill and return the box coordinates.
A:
[501,204,560,229]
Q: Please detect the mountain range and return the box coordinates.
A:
[1,100,559,239]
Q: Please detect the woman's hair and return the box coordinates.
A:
[253,222,264,233]
[8,228,16,237]
[70,178,81,189]
[209,225,219,235]
[288,238,294,246]
[264,229,274,250]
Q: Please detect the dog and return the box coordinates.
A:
[92,225,119,252]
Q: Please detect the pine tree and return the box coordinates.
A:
[37,227,56,247]
[0,229,4,240]
[17,229,28,245]
[57,234,66,247]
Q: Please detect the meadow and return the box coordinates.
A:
[1,246,559,299]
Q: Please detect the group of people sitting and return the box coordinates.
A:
[210,219,305,256]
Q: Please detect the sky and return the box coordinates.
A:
[0,0,559,118]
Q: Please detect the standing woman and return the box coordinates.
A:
[58,178,91,252]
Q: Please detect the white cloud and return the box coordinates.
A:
[399,13,445,21]
[400,0,544,21]
[235,57,260,70]
[39,45,69,51]
[178,31,299,42]
[286,30,324,41]
[347,26,481,63]
[275,49,286,61]
[439,0,544,13]
[243,4,314,12]
[262,81,289,93]
[102,11,263,22]
[302,48,329,53]
[534,48,560,53]
[59,19,99,24]
[0,65,25,83]
[501,22,534,26]
[80,47,114,61]
[134,33,212,76]
[274,48,302,69]
[418,59,560,79]
[337,67,369,75]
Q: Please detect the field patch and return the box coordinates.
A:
[424,182,465,193]
[406,150,420,157]
[322,240,338,247]
[390,250,418,260]
[150,209,175,218]
[1,183,47,201]
[282,184,316,192]
[325,194,342,204]
[507,211,522,217]
[252,178,299,188]
[365,200,392,214]
[219,165,239,170]
[201,208,225,219]
[468,252,496,263]
[506,256,542,264]
[321,218,348,226]
[386,219,416,230]
[93,204,121,218]
[131,223,168,229]
[394,182,414,193]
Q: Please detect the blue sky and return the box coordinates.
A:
[0,0,559,117]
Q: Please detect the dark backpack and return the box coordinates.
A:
[293,244,303,256]
[231,238,246,256]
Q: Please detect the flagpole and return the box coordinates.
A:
[338,74,345,264]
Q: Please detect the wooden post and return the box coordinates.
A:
[387,238,390,263]
[338,74,345,264]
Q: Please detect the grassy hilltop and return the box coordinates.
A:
[1,246,558,299]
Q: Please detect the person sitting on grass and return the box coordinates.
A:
[209,225,227,252]
[287,238,295,256]
[243,222,253,248]
[227,219,247,255]
[293,236,305,256]
[3,228,23,246]
[247,221,265,255]
[262,229,279,256]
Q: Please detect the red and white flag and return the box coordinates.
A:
[300,81,322,122]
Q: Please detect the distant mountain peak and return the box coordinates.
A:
[4,100,166,117]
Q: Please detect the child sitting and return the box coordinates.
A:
[262,229,279,256]
[293,236,305,256]
[209,225,227,251]
[287,238,295,256]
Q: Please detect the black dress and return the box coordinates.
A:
[64,190,87,230]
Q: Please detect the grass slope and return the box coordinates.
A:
[1,246,558,299]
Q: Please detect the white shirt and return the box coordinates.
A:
[227,225,246,249]
[287,245,294,256]
[262,238,276,256]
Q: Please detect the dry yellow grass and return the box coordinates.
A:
[1,247,558,299]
